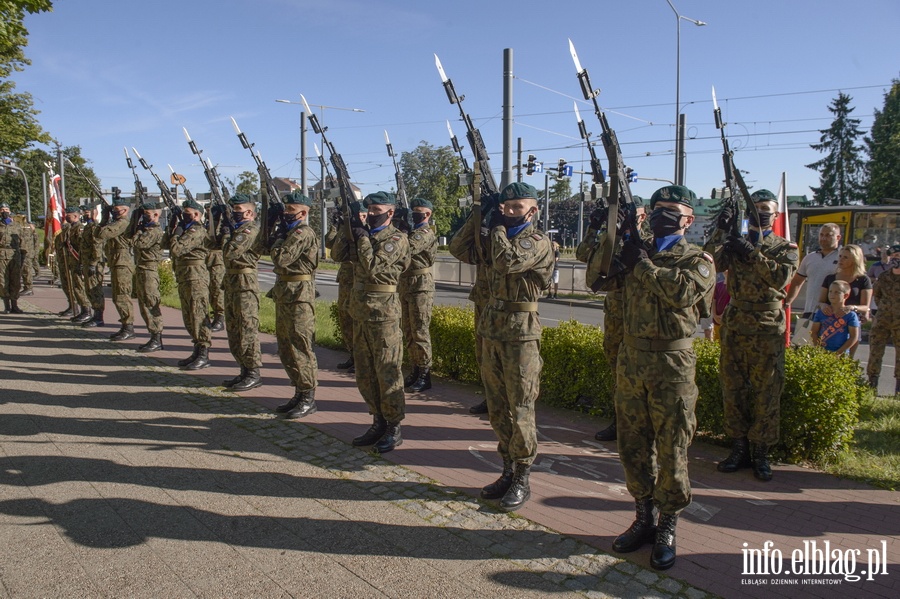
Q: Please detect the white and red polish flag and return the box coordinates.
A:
[773,172,790,241]
[45,170,64,240]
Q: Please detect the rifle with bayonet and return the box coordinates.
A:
[313,143,343,229]
[124,147,151,235]
[384,129,414,231]
[64,158,110,207]
[131,147,182,236]
[434,54,500,260]
[182,127,233,242]
[711,86,760,244]
[230,117,284,242]
[568,39,641,279]
[301,94,357,244]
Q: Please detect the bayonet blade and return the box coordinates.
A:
[182,127,192,142]
[573,101,583,124]
[711,85,719,111]
[300,94,313,114]
[434,54,448,83]
[313,143,321,158]
[131,147,142,160]
[445,120,454,140]
[568,38,584,74]
[383,130,391,145]
[229,116,241,135]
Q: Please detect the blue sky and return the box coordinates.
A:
[17,0,900,204]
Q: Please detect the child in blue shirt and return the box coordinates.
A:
[811,280,860,355]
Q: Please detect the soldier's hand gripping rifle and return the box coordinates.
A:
[569,39,641,278]
[384,130,414,231]
[313,143,343,227]
[712,86,760,245]
[230,117,284,241]
[64,158,110,207]
[435,54,500,259]
[131,147,181,235]
[301,94,357,243]
[182,127,233,241]
[124,147,151,236]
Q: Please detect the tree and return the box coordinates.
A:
[550,175,572,203]
[398,141,462,237]
[806,93,867,206]
[235,170,259,196]
[865,79,900,203]
[0,145,98,219]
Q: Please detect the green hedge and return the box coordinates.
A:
[424,305,869,463]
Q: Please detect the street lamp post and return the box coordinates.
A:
[665,0,706,186]
[0,160,32,222]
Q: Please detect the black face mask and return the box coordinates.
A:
[891,257,900,269]
[0,213,11,224]
[749,211,775,228]
[412,212,428,225]
[649,207,685,237]
[502,209,534,230]
[366,211,390,229]
[282,211,300,224]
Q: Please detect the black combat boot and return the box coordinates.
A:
[82,309,104,328]
[480,460,514,500]
[595,418,617,442]
[751,443,773,481]
[109,324,135,341]
[868,374,879,389]
[177,344,200,367]
[275,388,307,413]
[231,367,261,391]
[209,313,225,332]
[184,346,209,370]
[499,463,531,512]
[2,298,10,313]
[650,513,678,570]
[717,437,751,473]
[613,499,657,553]
[469,399,488,414]
[71,306,91,323]
[222,367,248,388]
[409,368,432,392]
[336,356,354,370]
[136,333,163,353]
[374,422,402,453]
[58,304,74,317]
[8,299,23,314]
[352,414,387,446]
[403,366,420,388]
[283,389,318,419]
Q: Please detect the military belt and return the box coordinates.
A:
[180,259,205,266]
[730,299,783,311]
[405,267,432,276]
[492,300,538,312]
[278,274,313,282]
[354,283,397,293]
[226,268,255,275]
[623,334,693,352]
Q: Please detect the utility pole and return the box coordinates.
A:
[502,48,514,189]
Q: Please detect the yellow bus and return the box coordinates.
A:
[790,204,900,260]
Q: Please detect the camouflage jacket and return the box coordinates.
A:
[448,212,491,306]
[221,220,262,292]
[79,221,104,267]
[400,224,437,294]
[132,224,164,270]
[478,223,554,342]
[704,229,798,335]
[19,225,36,258]
[349,224,410,322]
[168,222,209,282]
[97,216,134,268]
[329,225,356,288]
[873,270,900,322]
[623,237,716,341]
[0,220,22,261]
[57,221,83,263]
[271,222,318,304]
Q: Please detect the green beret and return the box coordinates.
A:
[65,205,80,214]
[79,204,91,211]
[501,182,538,201]
[282,190,313,207]
[632,195,644,208]
[229,193,254,206]
[0,202,9,210]
[350,200,366,215]
[650,185,696,209]
[750,189,777,203]
[364,191,396,206]
[410,198,433,210]
[890,244,900,255]
[141,202,162,210]
[182,198,203,212]
[111,197,131,208]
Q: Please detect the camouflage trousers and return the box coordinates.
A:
[337,278,354,352]
[135,267,163,335]
[481,337,541,465]
[224,288,261,369]
[616,345,697,514]
[720,328,784,444]
[401,290,434,368]
[56,256,74,303]
[275,300,317,391]
[603,314,624,404]
[177,278,211,347]
[353,318,405,423]
[867,315,900,379]
[109,265,134,325]
[21,256,37,290]
[0,256,22,300]
[474,300,485,381]
[208,261,225,316]
[82,263,104,310]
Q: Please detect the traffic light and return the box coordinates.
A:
[557,158,567,178]
[526,154,536,176]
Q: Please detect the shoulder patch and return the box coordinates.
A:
[789,242,798,249]
[698,263,711,279]
[519,238,534,250]
[412,233,423,241]
[235,234,244,243]
[391,234,402,242]
[531,233,544,240]
[786,250,799,262]
[384,242,396,253]
[701,251,714,263]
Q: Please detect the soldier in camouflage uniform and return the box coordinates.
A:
[704,189,798,482]
[19,221,37,296]
[269,191,319,418]
[575,196,647,442]
[132,202,165,353]
[477,183,554,513]
[54,206,81,317]
[96,197,135,341]
[348,191,411,453]
[77,204,105,327]
[0,202,25,314]
[218,194,264,392]
[325,201,367,371]
[399,198,438,392]
[866,244,900,394]
[168,199,212,370]
[611,185,715,571]
[205,214,226,332]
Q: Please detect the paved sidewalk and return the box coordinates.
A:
[1,282,898,598]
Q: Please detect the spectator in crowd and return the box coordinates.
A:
[816,244,872,358]
[811,280,860,356]
[785,223,841,319]
[866,244,900,393]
